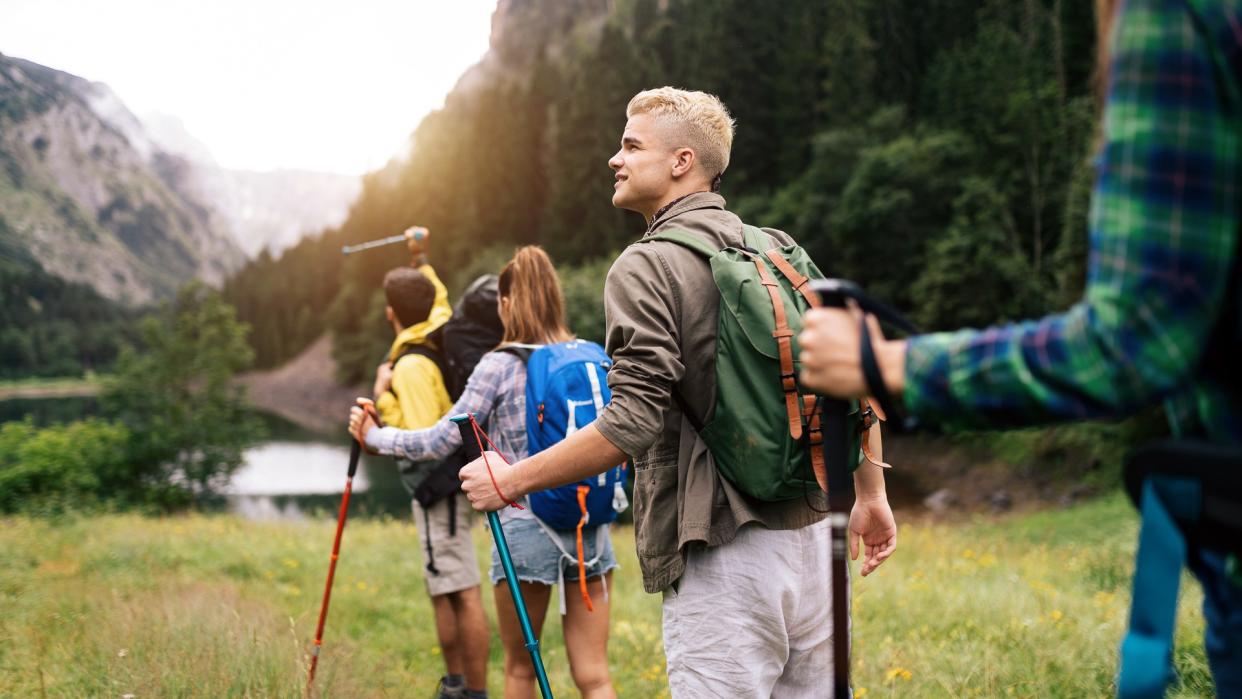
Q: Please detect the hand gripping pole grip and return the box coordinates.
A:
[448,414,554,698]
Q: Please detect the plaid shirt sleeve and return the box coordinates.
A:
[367,352,510,461]
[904,0,1240,437]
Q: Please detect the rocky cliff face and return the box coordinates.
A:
[0,54,245,305]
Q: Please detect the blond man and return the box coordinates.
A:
[460,87,897,696]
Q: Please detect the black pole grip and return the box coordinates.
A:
[347,439,361,478]
[451,413,482,461]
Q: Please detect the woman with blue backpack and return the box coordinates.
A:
[350,246,621,699]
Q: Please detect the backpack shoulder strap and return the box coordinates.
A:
[390,344,448,402]
[741,224,775,252]
[641,229,720,259]
[393,344,446,373]
[495,345,534,363]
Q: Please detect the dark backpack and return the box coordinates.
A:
[439,274,505,400]
[389,274,505,575]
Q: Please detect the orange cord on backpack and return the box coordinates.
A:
[575,484,594,612]
[466,414,524,510]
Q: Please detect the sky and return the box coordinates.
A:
[0,0,497,175]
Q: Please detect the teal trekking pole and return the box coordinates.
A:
[451,413,554,699]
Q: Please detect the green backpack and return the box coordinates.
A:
[641,225,869,501]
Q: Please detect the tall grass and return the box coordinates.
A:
[0,494,1211,697]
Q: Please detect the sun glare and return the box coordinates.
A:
[0,0,497,174]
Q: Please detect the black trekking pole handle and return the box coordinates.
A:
[347,439,361,478]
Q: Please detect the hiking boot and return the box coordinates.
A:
[432,675,464,699]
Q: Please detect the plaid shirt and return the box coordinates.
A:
[905,0,1241,444]
[368,349,534,520]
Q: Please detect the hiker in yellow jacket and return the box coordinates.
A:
[374,257,491,699]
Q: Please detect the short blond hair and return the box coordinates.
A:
[626,87,735,180]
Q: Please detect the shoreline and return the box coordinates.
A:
[0,379,102,401]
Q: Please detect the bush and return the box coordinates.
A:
[0,417,132,513]
[561,256,613,345]
[101,282,261,502]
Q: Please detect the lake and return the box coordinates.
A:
[0,396,412,520]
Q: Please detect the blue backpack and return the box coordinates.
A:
[502,340,628,530]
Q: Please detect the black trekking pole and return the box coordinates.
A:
[810,279,916,698]
[451,413,555,699]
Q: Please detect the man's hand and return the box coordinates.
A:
[349,397,379,446]
[372,362,393,398]
[849,494,897,576]
[798,306,907,398]
[459,452,517,512]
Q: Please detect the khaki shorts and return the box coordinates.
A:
[412,491,481,597]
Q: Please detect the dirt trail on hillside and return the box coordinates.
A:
[236,335,367,435]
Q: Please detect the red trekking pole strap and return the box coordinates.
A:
[465,414,523,510]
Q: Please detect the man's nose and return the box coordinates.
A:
[608,153,623,170]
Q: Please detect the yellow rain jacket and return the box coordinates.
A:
[376,264,453,431]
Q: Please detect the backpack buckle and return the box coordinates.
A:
[781,373,797,393]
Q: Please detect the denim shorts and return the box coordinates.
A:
[488,516,618,586]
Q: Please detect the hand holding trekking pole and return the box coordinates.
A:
[348,398,380,448]
[798,302,908,402]
[458,450,517,512]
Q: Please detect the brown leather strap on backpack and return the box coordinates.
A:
[753,256,803,441]
[765,249,821,310]
[802,395,828,491]
[858,397,892,469]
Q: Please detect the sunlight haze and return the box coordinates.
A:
[0,0,497,174]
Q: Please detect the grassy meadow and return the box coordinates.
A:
[0,494,1212,698]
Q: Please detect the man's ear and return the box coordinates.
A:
[670,147,696,179]
[385,306,395,324]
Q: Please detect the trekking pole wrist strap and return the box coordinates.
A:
[859,314,903,424]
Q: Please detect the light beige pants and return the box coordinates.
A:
[662,517,841,698]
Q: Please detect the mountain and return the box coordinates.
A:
[0,53,245,305]
[141,113,360,257]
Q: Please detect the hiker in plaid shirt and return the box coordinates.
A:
[798,0,1241,693]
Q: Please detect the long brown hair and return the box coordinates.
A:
[1095,0,1121,104]
[497,246,574,345]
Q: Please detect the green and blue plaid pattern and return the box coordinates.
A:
[905,0,1241,444]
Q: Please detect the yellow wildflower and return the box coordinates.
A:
[885,667,913,682]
